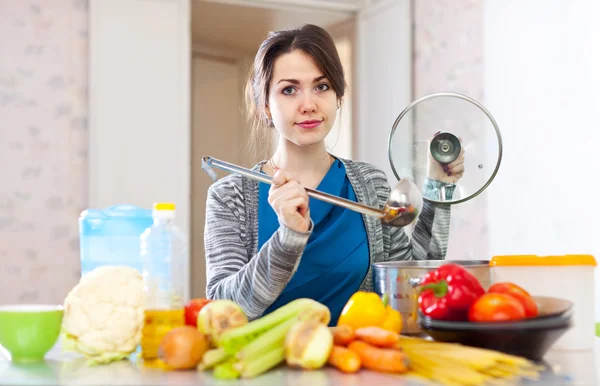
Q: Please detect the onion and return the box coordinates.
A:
[197,300,248,345]
[158,326,209,370]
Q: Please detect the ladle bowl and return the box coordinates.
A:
[202,156,423,228]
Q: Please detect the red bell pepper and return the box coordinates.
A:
[417,263,485,321]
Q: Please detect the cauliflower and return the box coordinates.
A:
[61,265,145,365]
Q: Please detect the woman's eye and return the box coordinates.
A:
[282,86,296,95]
[316,83,330,92]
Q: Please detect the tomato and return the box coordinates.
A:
[468,293,526,322]
[487,282,539,318]
[184,298,211,327]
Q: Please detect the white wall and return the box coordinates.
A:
[355,0,412,183]
[483,0,600,320]
[88,0,191,299]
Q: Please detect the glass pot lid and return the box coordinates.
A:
[388,93,503,205]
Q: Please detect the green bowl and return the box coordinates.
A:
[0,305,63,362]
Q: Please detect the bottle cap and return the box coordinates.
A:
[154,202,176,211]
[152,202,176,219]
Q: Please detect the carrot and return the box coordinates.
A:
[330,324,355,346]
[354,326,399,348]
[327,345,361,373]
[347,340,408,374]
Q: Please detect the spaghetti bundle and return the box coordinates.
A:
[397,336,544,386]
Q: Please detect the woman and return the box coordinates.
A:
[204,24,464,324]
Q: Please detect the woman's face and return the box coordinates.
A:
[265,49,338,149]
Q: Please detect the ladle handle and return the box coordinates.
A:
[202,156,385,219]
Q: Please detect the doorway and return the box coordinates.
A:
[189,1,356,298]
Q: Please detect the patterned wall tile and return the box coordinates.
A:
[0,0,88,305]
[413,0,489,260]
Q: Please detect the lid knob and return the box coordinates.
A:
[430,132,462,164]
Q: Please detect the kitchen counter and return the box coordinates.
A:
[1,339,599,386]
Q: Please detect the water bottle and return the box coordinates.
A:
[139,202,187,363]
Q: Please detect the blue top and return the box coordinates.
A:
[258,159,370,325]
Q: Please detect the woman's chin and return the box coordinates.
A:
[289,136,327,148]
[285,129,331,148]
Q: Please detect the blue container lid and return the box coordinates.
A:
[79,204,153,236]
[80,204,152,219]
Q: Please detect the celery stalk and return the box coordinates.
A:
[237,334,284,367]
[197,347,229,371]
[239,346,285,378]
[217,298,318,354]
[213,360,241,379]
[235,316,297,361]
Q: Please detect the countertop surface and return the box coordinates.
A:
[1,340,599,386]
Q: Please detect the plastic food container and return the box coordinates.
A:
[490,254,597,351]
[79,204,153,277]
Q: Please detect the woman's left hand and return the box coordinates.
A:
[427,135,465,184]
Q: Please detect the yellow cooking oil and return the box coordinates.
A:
[140,307,185,367]
[139,202,187,368]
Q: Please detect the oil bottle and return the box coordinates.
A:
[139,202,187,365]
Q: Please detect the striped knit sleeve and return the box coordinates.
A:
[204,183,311,320]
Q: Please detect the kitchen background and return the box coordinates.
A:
[1,0,598,321]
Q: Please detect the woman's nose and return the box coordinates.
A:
[299,95,317,114]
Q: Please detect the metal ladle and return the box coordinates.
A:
[202,156,423,228]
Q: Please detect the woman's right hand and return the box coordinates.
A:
[268,169,311,233]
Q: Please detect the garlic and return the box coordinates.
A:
[284,320,333,370]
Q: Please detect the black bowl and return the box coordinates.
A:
[418,296,574,361]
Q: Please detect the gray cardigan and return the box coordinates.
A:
[204,157,451,320]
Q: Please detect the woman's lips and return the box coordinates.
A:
[296,119,323,129]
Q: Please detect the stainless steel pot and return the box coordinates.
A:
[372,260,492,335]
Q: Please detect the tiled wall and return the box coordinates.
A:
[414,0,484,100]
[0,0,88,305]
[413,0,488,261]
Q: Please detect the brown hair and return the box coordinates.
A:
[244,24,346,161]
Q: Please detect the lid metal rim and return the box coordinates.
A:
[387,92,504,205]
[372,260,491,268]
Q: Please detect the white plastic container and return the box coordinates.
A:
[490,254,597,351]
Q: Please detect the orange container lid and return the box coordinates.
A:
[490,254,597,267]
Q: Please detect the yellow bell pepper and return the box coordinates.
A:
[337,291,403,334]
[380,305,403,333]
